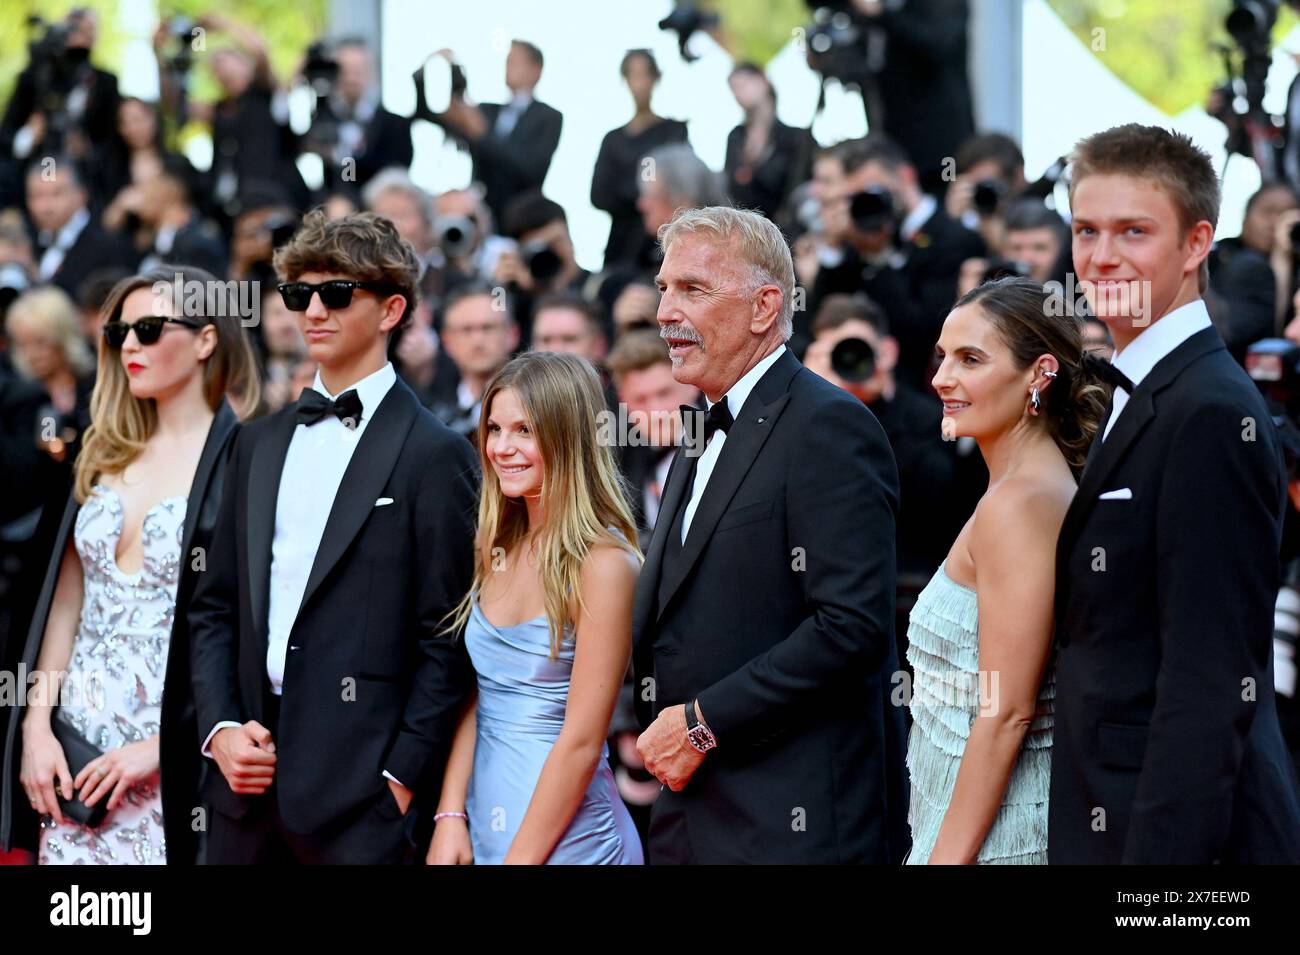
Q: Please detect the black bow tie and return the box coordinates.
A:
[1084,353,1135,395]
[296,388,364,428]
[681,399,733,443]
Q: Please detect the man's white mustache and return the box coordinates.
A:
[661,328,703,345]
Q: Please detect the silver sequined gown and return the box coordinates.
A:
[39,485,186,865]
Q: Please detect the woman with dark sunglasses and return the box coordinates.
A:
[0,265,259,865]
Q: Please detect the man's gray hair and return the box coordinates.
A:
[640,143,727,209]
[362,167,435,231]
[658,206,796,342]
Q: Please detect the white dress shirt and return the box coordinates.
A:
[1102,299,1212,442]
[201,363,403,786]
[37,206,90,282]
[899,194,938,244]
[494,92,533,139]
[680,344,786,544]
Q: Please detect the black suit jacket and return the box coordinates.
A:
[188,378,478,834]
[43,217,140,301]
[471,100,562,222]
[0,402,238,859]
[631,348,908,863]
[1049,325,1300,864]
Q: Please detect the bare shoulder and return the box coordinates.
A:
[973,472,1075,547]
[581,541,641,589]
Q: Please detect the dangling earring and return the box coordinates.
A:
[1029,386,1041,415]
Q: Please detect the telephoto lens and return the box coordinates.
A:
[830,336,877,383]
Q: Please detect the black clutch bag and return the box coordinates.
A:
[48,719,109,829]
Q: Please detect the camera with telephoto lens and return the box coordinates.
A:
[521,240,563,284]
[413,52,469,120]
[830,336,877,383]
[972,179,1007,217]
[850,186,896,233]
[436,216,478,259]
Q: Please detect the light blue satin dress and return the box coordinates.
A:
[464,597,643,864]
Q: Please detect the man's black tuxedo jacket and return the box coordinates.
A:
[632,347,909,863]
[188,378,479,834]
[1050,326,1300,863]
[44,218,140,301]
[471,100,562,223]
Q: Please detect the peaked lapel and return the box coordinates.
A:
[246,408,298,646]
[632,437,697,649]
[296,378,419,618]
[1054,326,1225,643]
[644,348,802,631]
[179,401,237,564]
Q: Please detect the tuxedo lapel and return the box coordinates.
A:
[653,352,803,622]
[655,390,790,620]
[179,401,237,563]
[247,409,297,645]
[297,379,419,617]
[632,442,695,649]
[1054,326,1225,645]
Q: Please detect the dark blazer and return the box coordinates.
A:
[723,120,816,223]
[349,107,415,188]
[147,215,229,280]
[1049,326,1300,864]
[471,100,563,223]
[188,377,478,835]
[631,348,908,863]
[43,217,140,301]
[0,402,239,859]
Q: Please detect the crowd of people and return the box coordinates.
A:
[0,6,1298,866]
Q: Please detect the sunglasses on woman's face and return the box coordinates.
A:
[102,315,205,349]
[277,280,401,312]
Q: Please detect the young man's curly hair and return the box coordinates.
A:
[273,208,421,328]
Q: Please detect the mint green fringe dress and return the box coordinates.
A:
[903,561,1054,864]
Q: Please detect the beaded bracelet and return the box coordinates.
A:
[434,811,468,822]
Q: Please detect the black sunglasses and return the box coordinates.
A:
[103,316,205,349]
[277,280,402,312]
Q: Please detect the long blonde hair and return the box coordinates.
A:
[74,266,261,502]
[441,351,642,658]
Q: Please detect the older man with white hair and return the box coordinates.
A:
[632,206,908,864]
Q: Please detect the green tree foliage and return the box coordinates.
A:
[0,0,325,111]
[1048,0,1299,115]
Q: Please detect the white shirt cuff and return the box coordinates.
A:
[201,721,243,758]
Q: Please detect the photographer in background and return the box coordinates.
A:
[226,181,298,284]
[426,40,563,224]
[1209,182,1300,362]
[802,293,982,591]
[942,132,1027,251]
[957,198,1068,299]
[494,190,590,346]
[808,134,985,388]
[846,0,975,197]
[300,38,412,194]
[0,8,120,199]
[160,13,308,225]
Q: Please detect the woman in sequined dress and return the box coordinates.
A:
[0,267,257,864]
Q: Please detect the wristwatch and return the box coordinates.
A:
[685,699,717,753]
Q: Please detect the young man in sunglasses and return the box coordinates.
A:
[189,209,479,863]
